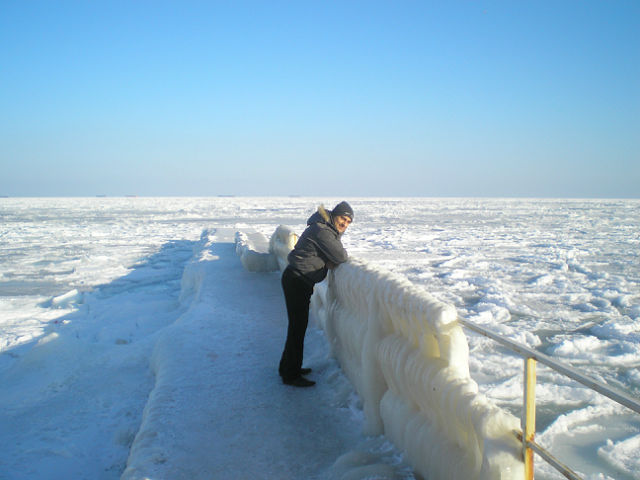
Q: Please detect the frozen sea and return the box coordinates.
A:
[0,196,638,479]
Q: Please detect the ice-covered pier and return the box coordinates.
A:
[237,226,525,479]
[238,224,640,480]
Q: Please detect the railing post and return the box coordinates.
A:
[458,316,639,479]
[524,357,537,480]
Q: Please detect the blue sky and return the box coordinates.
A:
[1,1,638,198]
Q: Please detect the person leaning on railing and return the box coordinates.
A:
[278,201,354,387]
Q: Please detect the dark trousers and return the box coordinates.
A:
[278,267,314,381]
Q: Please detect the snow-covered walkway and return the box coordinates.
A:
[121,229,403,479]
[0,228,411,480]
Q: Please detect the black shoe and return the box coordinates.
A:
[279,368,311,377]
[282,376,316,387]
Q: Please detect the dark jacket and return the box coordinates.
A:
[287,206,348,285]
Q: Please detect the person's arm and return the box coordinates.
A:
[314,227,348,265]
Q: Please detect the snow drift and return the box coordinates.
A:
[249,225,525,480]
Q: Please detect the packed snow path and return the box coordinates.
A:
[122,229,405,480]
[0,228,412,480]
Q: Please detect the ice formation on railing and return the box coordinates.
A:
[239,225,524,480]
[234,226,298,273]
[268,225,298,271]
[235,231,278,272]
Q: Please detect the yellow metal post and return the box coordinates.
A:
[524,357,537,480]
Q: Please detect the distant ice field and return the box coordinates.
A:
[1,196,639,479]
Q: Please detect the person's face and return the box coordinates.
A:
[333,215,352,234]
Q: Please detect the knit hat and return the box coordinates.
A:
[331,201,354,220]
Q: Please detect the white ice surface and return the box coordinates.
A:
[0,197,638,480]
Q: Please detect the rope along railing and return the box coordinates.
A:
[457,317,640,480]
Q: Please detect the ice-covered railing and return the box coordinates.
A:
[237,225,524,480]
[235,226,298,273]
[459,317,640,480]
[315,260,523,480]
[239,225,640,480]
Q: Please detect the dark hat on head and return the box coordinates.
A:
[331,201,354,220]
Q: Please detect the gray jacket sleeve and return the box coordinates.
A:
[312,226,348,265]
